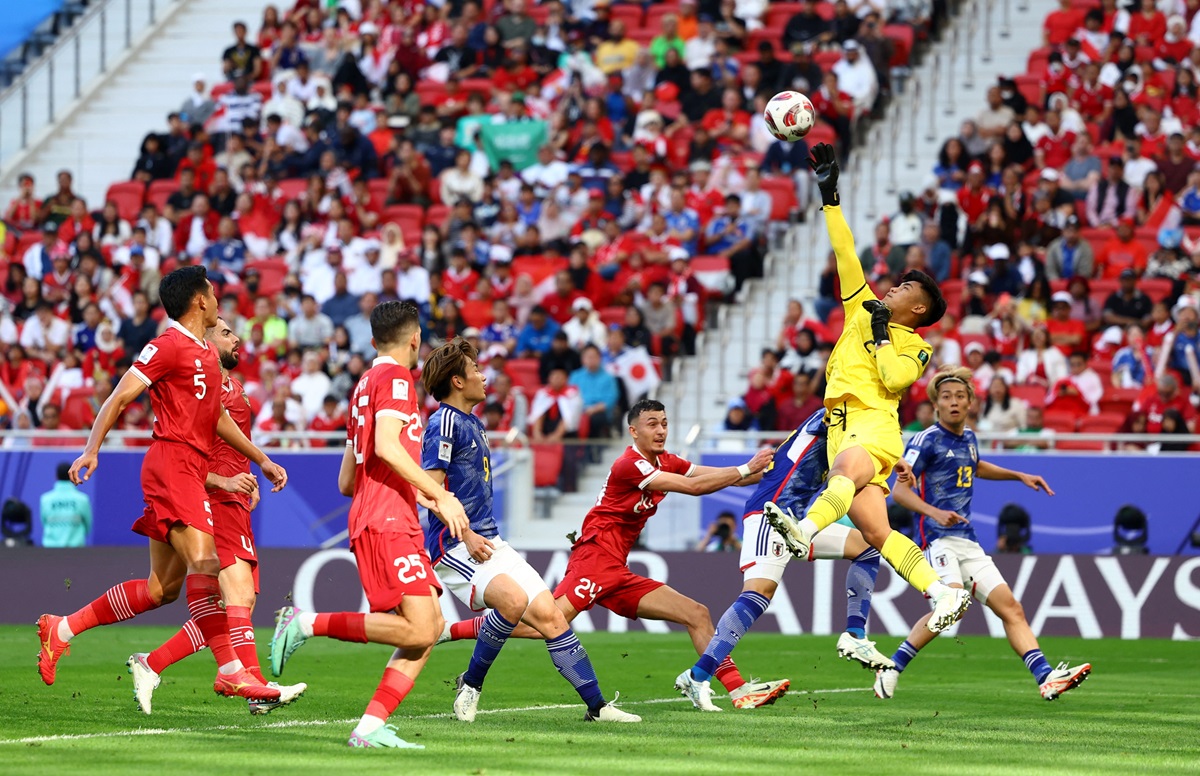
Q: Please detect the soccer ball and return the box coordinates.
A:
[764,91,817,142]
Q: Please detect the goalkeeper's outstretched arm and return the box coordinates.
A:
[808,143,877,313]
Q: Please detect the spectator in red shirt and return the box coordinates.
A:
[1069,62,1113,123]
[1042,0,1083,46]
[56,199,94,244]
[5,173,41,232]
[1134,373,1195,432]
[174,196,220,257]
[701,87,751,149]
[685,162,725,223]
[570,191,616,239]
[541,271,583,324]
[1035,109,1077,169]
[1126,0,1165,46]
[1097,218,1150,278]
[441,248,480,299]
[1155,15,1191,64]
[1135,109,1167,160]
[1046,290,1088,355]
[176,142,217,193]
[307,394,347,447]
[494,45,539,92]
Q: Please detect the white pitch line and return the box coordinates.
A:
[0,686,870,745]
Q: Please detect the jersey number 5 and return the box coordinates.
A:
[395,553,428,585]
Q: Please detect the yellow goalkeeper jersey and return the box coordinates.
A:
[821,205,933,413]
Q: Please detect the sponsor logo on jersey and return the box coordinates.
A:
[438,440,453,463]
[393,378,409,401]
[634,459,655,476]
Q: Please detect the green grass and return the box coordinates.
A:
[0,625,1196,775]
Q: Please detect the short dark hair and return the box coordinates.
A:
[902,270,946,328]
[56,462,71,481]
[369,300,421,346]
[422,337,479,401]
[159,266,210,320]
[627,398,665,426]
[483,402,504,416]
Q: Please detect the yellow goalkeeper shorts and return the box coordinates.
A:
[824,399,904,494]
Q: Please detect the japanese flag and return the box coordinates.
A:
[612,346,661,403]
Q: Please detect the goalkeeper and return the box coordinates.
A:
[765,143,969,634]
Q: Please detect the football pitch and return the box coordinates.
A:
[1,626,1196,775]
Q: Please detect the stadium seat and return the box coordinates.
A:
[245,258,289,297]
[1055,438,1107,451]
[424,204,450,227]
[277,178,308,202]
[532,444,564,488]
[458,299,494,328]
[1042,410,1082,432]
[145,179,177,212]
[883,25,914,66]
[367,178,390,208]
[610,4,643,26]
[105,181,145,222]
[1079,413,1126,433]
[59,388,94,430]
[511,256,566,286]
[645,4,682,28]
[506,358,543,395]
[599,306,626,327]
[1139,278,1172,303]
[1011,384,1047,407]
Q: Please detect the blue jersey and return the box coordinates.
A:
[742,410,829,518]
[421,403,498,563]
[903,423,980,546]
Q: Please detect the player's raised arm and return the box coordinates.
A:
[374,413,468,538]
[809,143,876,312]
[215,410,288,491]
[652,449,773,497]
[68,369,150,484]
[976,460,1055,495]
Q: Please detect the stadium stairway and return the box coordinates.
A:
[672,0,1052,437]
[0,0,276,206]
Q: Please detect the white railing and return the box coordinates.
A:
[0,0,174,172]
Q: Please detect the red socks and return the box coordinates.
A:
[147,619,206,675]
[185,574,238,667]
[227,605,264,683]
[66,579,158,635]
[714,656,746,693]
[450,616,484,642]
[364,667,415,722]
[314,612,369,643]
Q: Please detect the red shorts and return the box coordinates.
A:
[131,442,212,544]
[213,500,259,594]
[350,529,441,613]
[552,542,664,620]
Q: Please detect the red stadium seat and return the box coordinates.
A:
[277,178,308,202]
[245,258,289,297]
[367,178,391,208]
[425,204,450,227]
[458,299,494,328]
[532,444,564,488]
[511,256,566,286]
[1139,277,1173,302]
[506,359,543,395]
[145,179,177,212]
[1011,384,1047,407]
[1042,410,1082,432]
[610,5,643,26]
[105,181,145,222]
[883,25,914,66]
[764,2,805,29]
[1055,438,1107,451]
[59,388,95,430]
[645,3,682,28]
[1079,413,1126,433]
[599,306,627,327]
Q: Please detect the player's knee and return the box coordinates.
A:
[151,578,183,606]
[997,597,1024,623]
[688,602,711,628]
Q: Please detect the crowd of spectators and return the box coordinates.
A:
[723,0,1200,450]
[0,0,943,475]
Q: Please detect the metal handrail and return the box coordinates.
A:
[0,0,170,163]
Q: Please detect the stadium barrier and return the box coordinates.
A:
[2,547,1196,640]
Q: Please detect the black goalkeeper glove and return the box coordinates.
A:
[863,300,892,345]
[808,143,840,207]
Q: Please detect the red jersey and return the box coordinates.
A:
[207,376,253,508]
[129,322,223,456]
[1036,130,1077,169]
[1134,389,1195,433]
[346,357,424,541]
[1070,78,1113,120]
[575,446,695,563]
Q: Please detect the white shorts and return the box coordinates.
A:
[924,536,1006,605]
[434,536,549,612]
[740,513,852,584]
